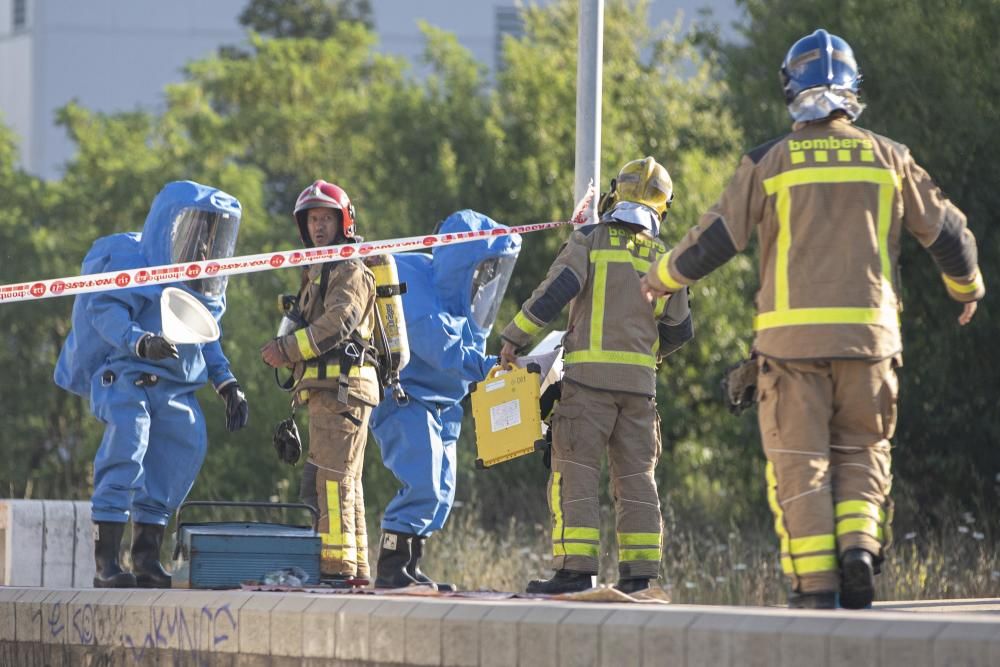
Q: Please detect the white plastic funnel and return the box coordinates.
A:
[160,287,220,344]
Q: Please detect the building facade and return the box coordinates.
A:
[1,0,737,179]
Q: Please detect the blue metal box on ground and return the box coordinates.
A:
[171,501,321,589]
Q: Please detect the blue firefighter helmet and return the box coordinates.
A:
[780,29,863,122]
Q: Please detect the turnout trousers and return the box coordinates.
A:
[299,390,372,578]
[757,356,897,594]
[547,380,663,579]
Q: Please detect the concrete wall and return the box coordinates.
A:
[1,587,999,666]
[0,500,92,588]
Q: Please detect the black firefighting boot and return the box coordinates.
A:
[839,548,876,609]
[615,577,652,595]
[93,521,137,588]
[374,531,422,589]
[407,535,455,592]
[131,522,172,588]
[526,570,595,595]
[320,574,360,589]
[787,591,837,609]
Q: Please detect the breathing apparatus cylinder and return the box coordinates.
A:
[364,255,410,372]
[363,255,410,404]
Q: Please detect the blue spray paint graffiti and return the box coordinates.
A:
[37,598,237,664]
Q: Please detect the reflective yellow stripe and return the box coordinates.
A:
[774,186,792,310]
[324,480,343,560]
[590,249,653,274]
[591,256,608,352]
[653,294,668,318]
[836,517,883,540]
[655,250,684,291]
[295,328,317,360]
[793,554,839,575]
[789,534,835,555]
[564,350,656,368]
[763,166,900,194]
[877,180,894,293]
[550,472,564,543]
[619,548,660,562]
[553,542,600,558]
[617,532,661,546]
[513,310,543,336]
[942,270,984,295]
[302,364,378,381]
[762,166,901,328]
[835,500,884,521]
[565,247,663,370]
[563,526,600,541]
[754,307,898,330]
[765,462,791,572]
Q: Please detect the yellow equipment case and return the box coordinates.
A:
[470,363,545,468]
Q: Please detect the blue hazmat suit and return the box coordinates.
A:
[370,210,521,536]
[54,181,242,526]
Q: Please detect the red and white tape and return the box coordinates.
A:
[0,187,595,304]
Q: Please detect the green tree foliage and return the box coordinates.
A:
[0,122,98,499]
[0,0,758,528]
[720,0,1000,513]
[10,0,993,538]
[239,0,373,37]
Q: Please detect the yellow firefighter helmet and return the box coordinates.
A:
[597,157,674,234]
[614,157,673,219]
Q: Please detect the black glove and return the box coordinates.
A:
[219,382,249,432]
[273,416,302,465]
[137,334,179,360]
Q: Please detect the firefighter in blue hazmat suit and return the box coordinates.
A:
[369,210,521,589]
[54,181,249,589]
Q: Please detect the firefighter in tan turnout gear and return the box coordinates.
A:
[261,180,380,586]
[642,30,984,609]
[500,158,694,595]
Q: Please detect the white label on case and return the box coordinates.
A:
[490,399,521,432]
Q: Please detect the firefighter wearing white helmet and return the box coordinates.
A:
[261,179,380,587]
[643,29,984,609]
[500,157,693,595]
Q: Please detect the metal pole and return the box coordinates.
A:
[574,0,604,218]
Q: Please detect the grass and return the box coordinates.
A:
[417,501,1000,605]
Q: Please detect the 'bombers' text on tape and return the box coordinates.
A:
[0,187,595,304]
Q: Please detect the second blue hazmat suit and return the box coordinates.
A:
[369,210,521,588]
[54,181,248,589]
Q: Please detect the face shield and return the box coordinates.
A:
[469,255,516,330]
[170,208,240,296]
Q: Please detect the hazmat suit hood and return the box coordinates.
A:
[432,210,521,343]
[139,180,242,306]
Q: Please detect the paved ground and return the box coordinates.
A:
[875,598,1000,614]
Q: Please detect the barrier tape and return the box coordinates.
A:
[0,187,595,304]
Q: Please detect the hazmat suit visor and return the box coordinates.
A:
[469,255,516,330]
[170,208,240,296]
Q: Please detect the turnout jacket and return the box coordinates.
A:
[652,116,984,361]
[502,222,693,396]
[276,259,380,406]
